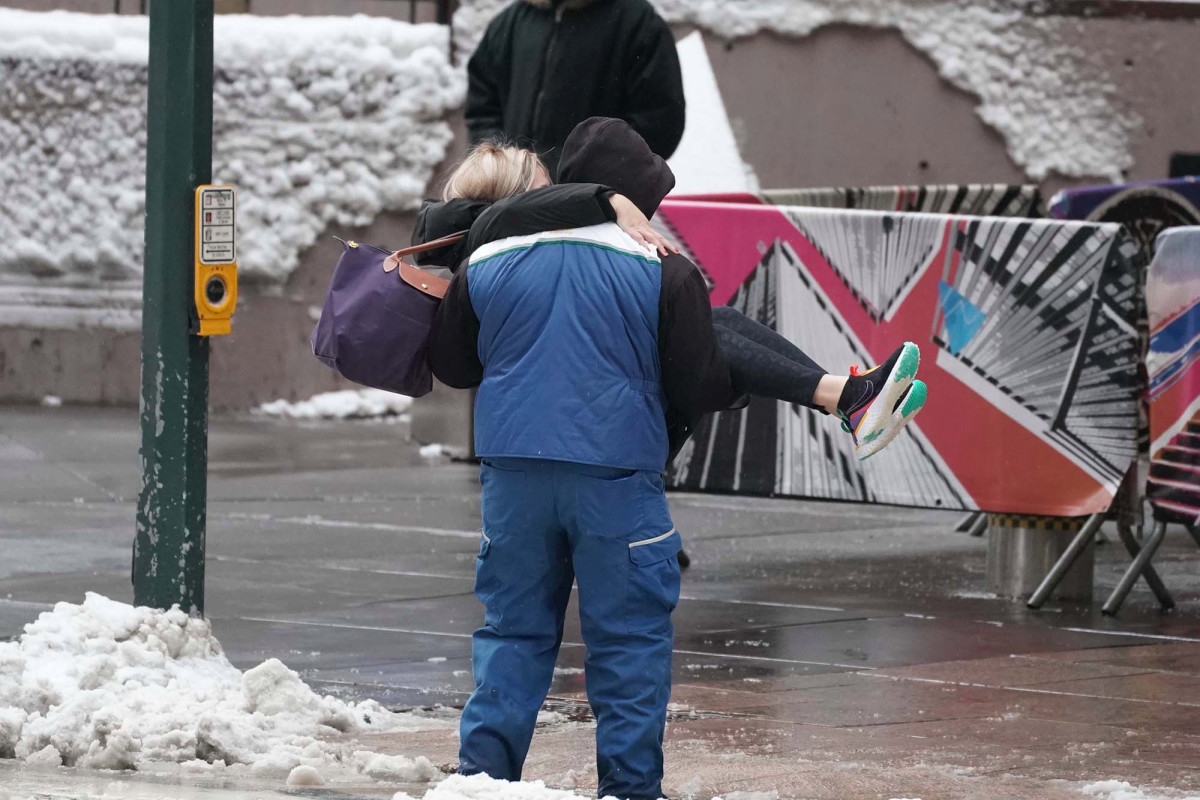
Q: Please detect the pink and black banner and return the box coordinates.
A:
[1145,227,1200,524]
[1052,177,1200,500]
[675,183,1044,217]
[659,200,1140,516]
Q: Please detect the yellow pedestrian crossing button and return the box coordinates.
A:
[194,184,238,336]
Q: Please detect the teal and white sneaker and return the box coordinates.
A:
[835,342,926,461]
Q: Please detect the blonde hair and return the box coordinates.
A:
[442,142,547,202]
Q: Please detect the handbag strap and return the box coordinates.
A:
[390,230,468,259]
[379,231,466,300]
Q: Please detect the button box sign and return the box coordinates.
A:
[199,187,236,265]
[193,184,239,337]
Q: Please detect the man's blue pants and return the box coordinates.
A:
[458,458,681,800]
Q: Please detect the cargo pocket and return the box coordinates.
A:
[628,527,681,566]
[473,529,498,605]
[623,527,682,628]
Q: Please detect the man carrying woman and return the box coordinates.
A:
[417,119,926,799]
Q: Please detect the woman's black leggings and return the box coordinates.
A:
[711,305,829,409]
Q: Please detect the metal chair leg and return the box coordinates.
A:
[955,511,982,533]
[967,514,988,538]
[1186,524,1200,549]
[1027,514,1105,609]
[1103,520,1172,615]
[1114,522,1175,611]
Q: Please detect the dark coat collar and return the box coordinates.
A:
[525,0,604,10]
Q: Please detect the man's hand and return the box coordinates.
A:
[610,194,677,257]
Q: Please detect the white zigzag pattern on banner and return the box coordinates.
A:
[785,208,946,323]
[667,205,1138,510]
[767,242,971,508]
[789,208,1138,486]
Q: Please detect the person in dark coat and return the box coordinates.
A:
[466,0,685,177]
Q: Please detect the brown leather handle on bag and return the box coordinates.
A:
[382,230,467,301]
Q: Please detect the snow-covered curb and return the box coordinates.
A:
[453,0,1138,182]
[0,593,451,776]
[0,9,464,288]
[393,775,1200,800]
[256,388,413,420]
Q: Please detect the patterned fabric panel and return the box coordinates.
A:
[660,201,1139,515]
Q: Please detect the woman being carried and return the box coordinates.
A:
[419,122,926,462]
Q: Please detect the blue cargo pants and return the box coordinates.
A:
[458,457,681,800]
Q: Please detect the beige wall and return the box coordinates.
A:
[697,19,1200,198]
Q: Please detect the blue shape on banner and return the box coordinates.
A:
[938,282,986,355]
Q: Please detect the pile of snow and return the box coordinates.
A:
[453,0,1138,181]
[0,9,464,288]
[450,0,510,62]
[0,593,451,774]
[356,749,443,782]
[394,774,586,800]
[256,388,413,420]
[420,443,453,458]
[1080,781,1200,800]
[287,764,326,786]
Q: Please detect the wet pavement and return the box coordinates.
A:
[2,405,1200,798]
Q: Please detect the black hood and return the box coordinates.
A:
[410,198,489,268]
[558,117,675,218]
[525,0,603,7]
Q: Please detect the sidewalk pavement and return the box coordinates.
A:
[1,405,1199,799]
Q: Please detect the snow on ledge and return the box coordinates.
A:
[453,0,1138,182]
[0,9,464,291]
[256,388,413,420]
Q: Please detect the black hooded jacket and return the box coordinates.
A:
[410,198,488,269]
[466,0,685,177]
[411,185,617,270]
[426,118,737,463]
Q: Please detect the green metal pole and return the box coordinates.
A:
[134,0,214,615]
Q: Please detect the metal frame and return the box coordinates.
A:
[1103,521,1175,614]
[1028,515,1179,613]
[955,511,982,535]
[954,511,987,537]
[1026,513,1105,609]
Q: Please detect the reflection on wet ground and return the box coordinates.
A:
[2,407,1199,798]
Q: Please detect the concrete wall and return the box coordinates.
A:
[0,215,410,410]
[0,112,467,410]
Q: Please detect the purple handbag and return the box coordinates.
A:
[310,233,465,398]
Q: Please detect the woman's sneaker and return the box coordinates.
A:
[836,342,926,461]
